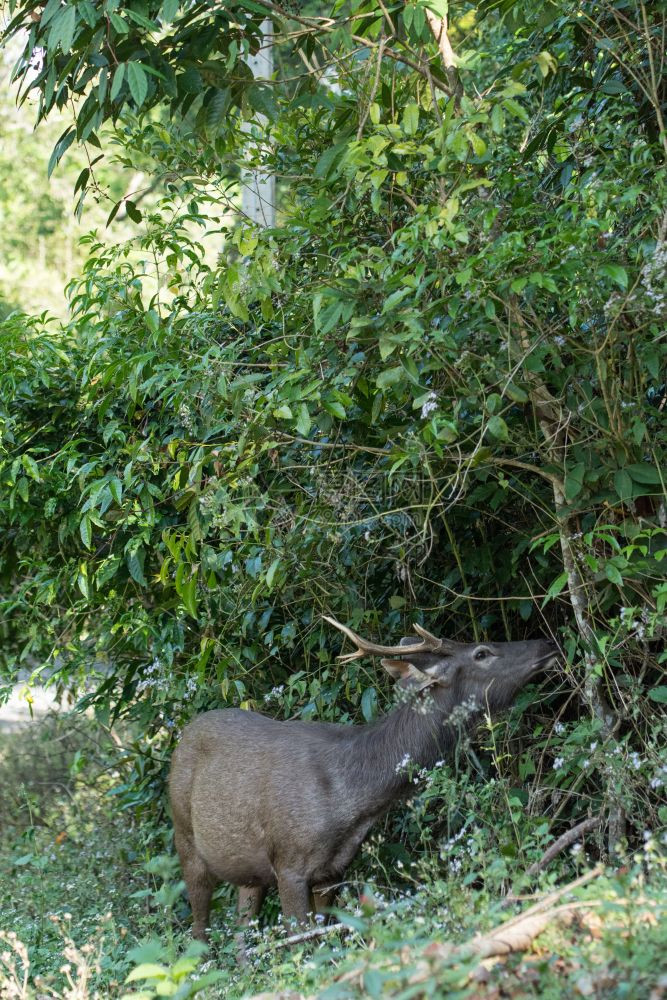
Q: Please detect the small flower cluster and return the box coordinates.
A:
[650,763,667,790]
[618,604,652,640]
[263,684,285,703]
[420,392,438,419]
[641,237,667,315]
[447,696,479,727]
[178,401,197,433]
[136,657,169,696]
[198,477,222,513]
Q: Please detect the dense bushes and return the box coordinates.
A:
[1,0,666,856]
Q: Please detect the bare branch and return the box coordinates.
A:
[527,816,602,876]
[424,9,463,104]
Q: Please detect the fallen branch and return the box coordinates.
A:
[246,921,348,953]
[412,870,605,986]
[527,816,602,876]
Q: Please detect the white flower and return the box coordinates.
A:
[553,756,565,770]
[420,392,438,419]
[554,722,565,735]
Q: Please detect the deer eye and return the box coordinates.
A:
[474,648,491,662]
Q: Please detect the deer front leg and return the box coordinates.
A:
[277,870,310,926]
[238,886,266,923]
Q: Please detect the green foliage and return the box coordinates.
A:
[1,0,666,891]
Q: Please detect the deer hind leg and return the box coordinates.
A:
[310,885,337,920]
[235,886,266,963]
[175,831,216,942]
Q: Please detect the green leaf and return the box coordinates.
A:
[565,462,586,501]
[543,571,568,604]
[491,103,505,133]
[126,963,169,983]
[323,400,346,420]
[125,200,142,223]
[57,5,77,53]
[16,478,29,503]
[74,167,89,195]
[487,415,509,441]
[505,382,528,403]
[503,97,529,122]
[436,420,458,442]
[182,576,198,618]
[127,62,148,107]
[21,454,41,481]
[206,88,231,131]
[127,549,147,587]
[77,568,90,600]
[626,463,661,485]
[160,0,179,22]
[266,557,281,590]
[402,103,419,135]
[296,404,311,436]
[47,128,75,178]
[614,469,634,501]
[272,405,293,420]
[599,264,628,290]
[421,0,448,17]
[376,367,403,390]
[79,515,92,549]
[109,12,129,32]
[605,563,623,586]
[41,0,64,27]
[110,64,126,102]
[314,141,348,180]
[648,687,667,704]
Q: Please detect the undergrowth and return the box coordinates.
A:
[1,714,666,999]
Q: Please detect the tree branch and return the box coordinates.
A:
[424,9,463,104]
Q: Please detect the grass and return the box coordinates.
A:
[1,714,666,999]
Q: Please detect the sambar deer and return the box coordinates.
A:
[169,616,558,940]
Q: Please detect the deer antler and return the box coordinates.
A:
[323,615,443,664]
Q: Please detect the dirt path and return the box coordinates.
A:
[0,684,61,732]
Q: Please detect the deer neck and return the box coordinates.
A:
[343,693,458,813]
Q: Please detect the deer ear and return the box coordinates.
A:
[381,658,412,680]
[381,659,435,690]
